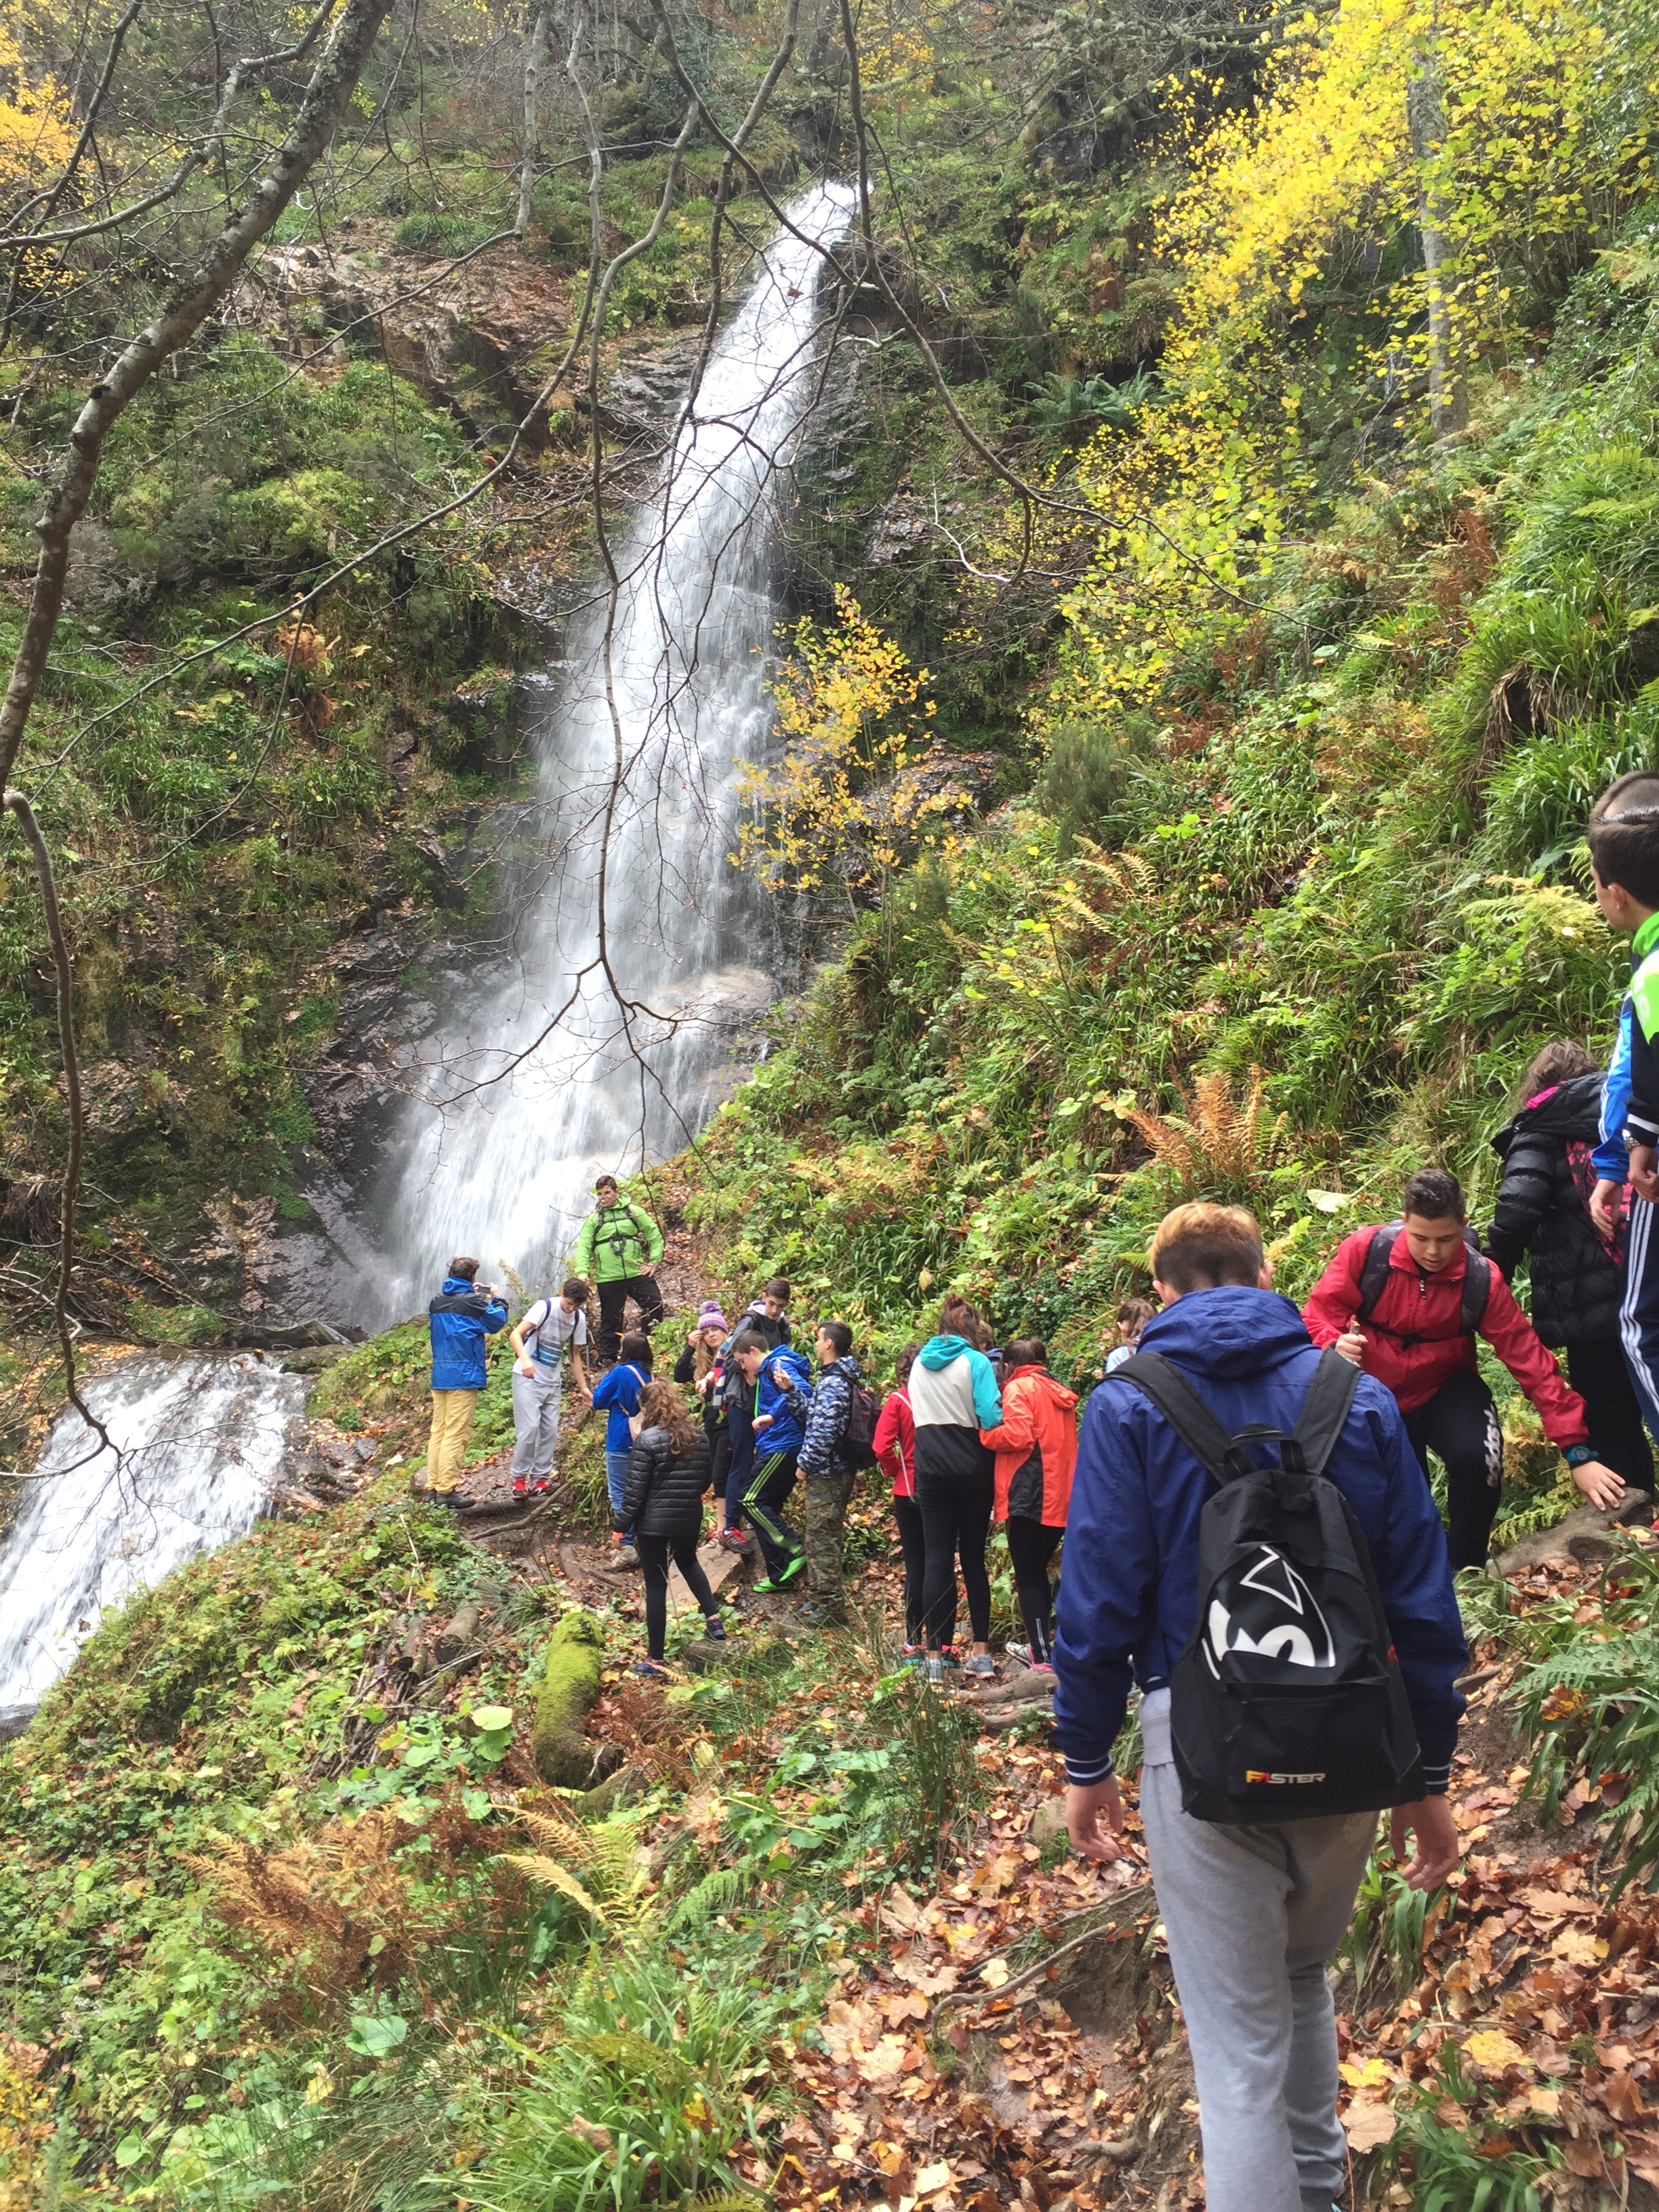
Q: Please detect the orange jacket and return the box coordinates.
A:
[980,1366,1078,1525]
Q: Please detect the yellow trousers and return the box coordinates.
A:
[426,1389,480,1493]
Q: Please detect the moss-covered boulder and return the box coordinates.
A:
[530,1611,605,1786]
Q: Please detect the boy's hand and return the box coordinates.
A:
[1572,1457,1627,1510]
[771,1361,792,1389]
[1065,1778,1126,1862]
[1633,1146,1659,1204]
[517,1358,536,1380]
[1591,1179,1622,1236]
[1333,1329,1366,1365]
[754,1413,773,1430]
[1389,1795,1460,1891]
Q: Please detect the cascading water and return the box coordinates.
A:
[0,1353,304,1730]
[371,182,856,1320]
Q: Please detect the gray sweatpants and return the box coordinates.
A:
[1139,1742,1375,2212]
[510,1365,562,1481]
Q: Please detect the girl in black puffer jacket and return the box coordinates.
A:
[615,1380,726,1677]
[1487,1041,1654,1494]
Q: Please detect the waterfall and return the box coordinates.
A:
[370,182,856,1321]
[0,1353,304,1731]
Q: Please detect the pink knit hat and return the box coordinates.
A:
[698,1301,730,1333]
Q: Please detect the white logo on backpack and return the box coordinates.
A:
[1204,1544,1335,1675]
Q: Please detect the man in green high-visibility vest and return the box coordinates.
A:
[572,1175,665,1362]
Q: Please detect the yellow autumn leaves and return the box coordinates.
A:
[734,584,944,898]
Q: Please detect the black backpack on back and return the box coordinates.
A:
[1356,1219,1490,1340]
[842,1380,882,1469]
[1115,1347,1425,1824]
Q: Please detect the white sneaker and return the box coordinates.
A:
[1006,1641,1032,1666]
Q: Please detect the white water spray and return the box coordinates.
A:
[0,1354,303,1729]
[371,184,855,1319]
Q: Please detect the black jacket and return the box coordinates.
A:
[1486,1071,1620,1347]
[615,1426,713,1538]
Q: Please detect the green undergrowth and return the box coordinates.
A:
[0,1334,989,2205]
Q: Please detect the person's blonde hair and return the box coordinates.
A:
[1149,1203,1265,1293]
[638,1379,697,1456]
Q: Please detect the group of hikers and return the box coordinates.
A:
[418,773,1659,2212]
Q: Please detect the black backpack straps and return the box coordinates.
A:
[1460,1246,1492,1332]
[1292,1347,1364,1478]
[1112,1353,1238,1483]
[1354,1221,1399,1325]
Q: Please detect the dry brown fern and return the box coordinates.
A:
[1126,1068,1289,1204]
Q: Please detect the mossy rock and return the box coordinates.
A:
[530,1610,605,1786]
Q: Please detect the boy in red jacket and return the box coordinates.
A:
[1304,1166,1622,1568]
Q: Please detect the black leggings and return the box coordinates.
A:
[893,1494,928,1645]
[917,1467,994,1649]
[635,1530,715,1660]
[1006,1516,1064,1662]
[1403,1370,1504,1572]
[1568,1336,1654,1493]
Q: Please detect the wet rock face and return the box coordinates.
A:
[268,1415,377,1515]
[250,230,573,442]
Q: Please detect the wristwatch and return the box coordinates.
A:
[1564,1443,1597,1467]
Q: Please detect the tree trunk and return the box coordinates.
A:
[1408,45,1467,448]
[0,0,396,792]
[517,2,548,237]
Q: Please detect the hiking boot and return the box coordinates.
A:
[702,1616,728,1641]
[431,1491,477,1513]
[718,1526,754,1554]
[530,1476,552,1496]
[512,1476,528,1498]
[634,1658,672,1681]
[798,1602,849,1629]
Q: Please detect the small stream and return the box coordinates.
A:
[0,1353,305,1733]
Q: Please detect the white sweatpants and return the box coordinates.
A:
[510,1365,562,1481]
[1137,1715,1376,2212]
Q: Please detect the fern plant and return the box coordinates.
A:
[1508,1542,1659,1892]
[1126,1068,1292,1208]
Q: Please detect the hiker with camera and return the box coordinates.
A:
[1303,1166,1622,1568]
[1056,1203,1467,2212]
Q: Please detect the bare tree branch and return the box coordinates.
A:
[0,0,396,795]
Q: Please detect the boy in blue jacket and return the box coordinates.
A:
[1056,1203,1465,2212]
[591,1332,653,1564]
[426,1257,508,1509]
[1588,774,1659,1451]
[733,1330,810,1591]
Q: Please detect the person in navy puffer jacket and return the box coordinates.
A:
[1055,1203,1465,2212]
[426,1256,508,1510]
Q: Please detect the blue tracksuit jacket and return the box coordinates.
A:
[754,1345,813,1457]
[1052,1286,1467,1793]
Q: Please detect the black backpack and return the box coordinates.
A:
[1356,1219,1490,1341]
[842,1381,882,1469]
[1115,1347,1425,1824]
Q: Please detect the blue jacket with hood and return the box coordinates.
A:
[1052,1286,1466,1794]
[428,1277,509,1391]
[754,1343,814,1457]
